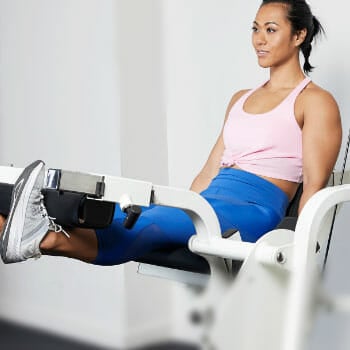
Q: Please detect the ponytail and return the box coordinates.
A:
[300,16,325,74]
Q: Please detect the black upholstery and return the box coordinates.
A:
[137,246,211,274]
[275,183,303,230]
[0,183,13,216]
[0,183,115,229]
[43,189,115,229]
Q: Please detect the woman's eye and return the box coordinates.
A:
[252,26,258,32]
[267,27,276,33]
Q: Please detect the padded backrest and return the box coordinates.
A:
[285,183,303,217]
[275,183,303,231]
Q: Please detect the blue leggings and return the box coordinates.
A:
[93,168,289,266]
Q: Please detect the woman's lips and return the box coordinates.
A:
[256,50,269,57]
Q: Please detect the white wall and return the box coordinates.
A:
[116,0,173,348]
[0,0,125,348]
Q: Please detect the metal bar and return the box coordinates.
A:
[189,236,254,261]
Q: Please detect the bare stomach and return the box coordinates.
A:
[229,165,299,202]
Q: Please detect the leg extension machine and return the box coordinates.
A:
[0,166,349,350]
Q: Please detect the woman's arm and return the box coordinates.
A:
[189,132,225,193]
[190,90,249,193]
[299,88,342,214]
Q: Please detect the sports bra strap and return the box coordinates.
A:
[287,77,312,102]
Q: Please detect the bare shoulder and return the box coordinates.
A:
[302,82,340,118]
[224,89,250,121]
[228,89,250,105]
[300,82,342,148]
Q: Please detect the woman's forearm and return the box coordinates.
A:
[190,173,213,193]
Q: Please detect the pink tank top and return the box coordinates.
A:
[221,77,311,183]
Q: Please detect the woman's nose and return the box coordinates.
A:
[254,31,267,46]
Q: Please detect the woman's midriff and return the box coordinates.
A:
[227,165,299,201]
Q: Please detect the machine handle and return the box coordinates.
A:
[123,205,142,229]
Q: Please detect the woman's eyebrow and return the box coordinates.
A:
[253,20,280,26]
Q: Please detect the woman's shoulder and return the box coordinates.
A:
[224,89,250,119]
[302,81,339,107]
[227,89,250,107]
[229,88,251,100]
[301,81,340,121]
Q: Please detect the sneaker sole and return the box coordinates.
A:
[0,160,45,263]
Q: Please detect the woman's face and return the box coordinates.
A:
[252,3,300,70]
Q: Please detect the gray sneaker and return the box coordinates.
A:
[0,160,50,263]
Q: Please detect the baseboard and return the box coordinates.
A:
[0,295,123,349]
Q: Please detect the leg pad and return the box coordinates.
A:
[0,183,115,229]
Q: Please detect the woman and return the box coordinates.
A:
[0,0,342,265]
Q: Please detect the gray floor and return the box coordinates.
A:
[0,319,198,350]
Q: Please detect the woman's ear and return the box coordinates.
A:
[295,28,307,46]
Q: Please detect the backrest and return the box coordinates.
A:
[285,183,303,217]
[275,183,303,231]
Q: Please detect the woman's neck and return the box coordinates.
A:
[268,62,306,90]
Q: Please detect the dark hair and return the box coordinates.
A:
[261,0,325,74]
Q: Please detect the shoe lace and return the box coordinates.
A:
[39,194,70,238]
[48,217,70,238]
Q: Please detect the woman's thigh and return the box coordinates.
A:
[93,196,280,265]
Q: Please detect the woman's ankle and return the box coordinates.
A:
[39,230,67,253]
[39,227,98,263]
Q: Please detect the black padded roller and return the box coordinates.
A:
[0,183,115,229]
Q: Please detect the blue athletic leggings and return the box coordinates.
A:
[93,168,289,266]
